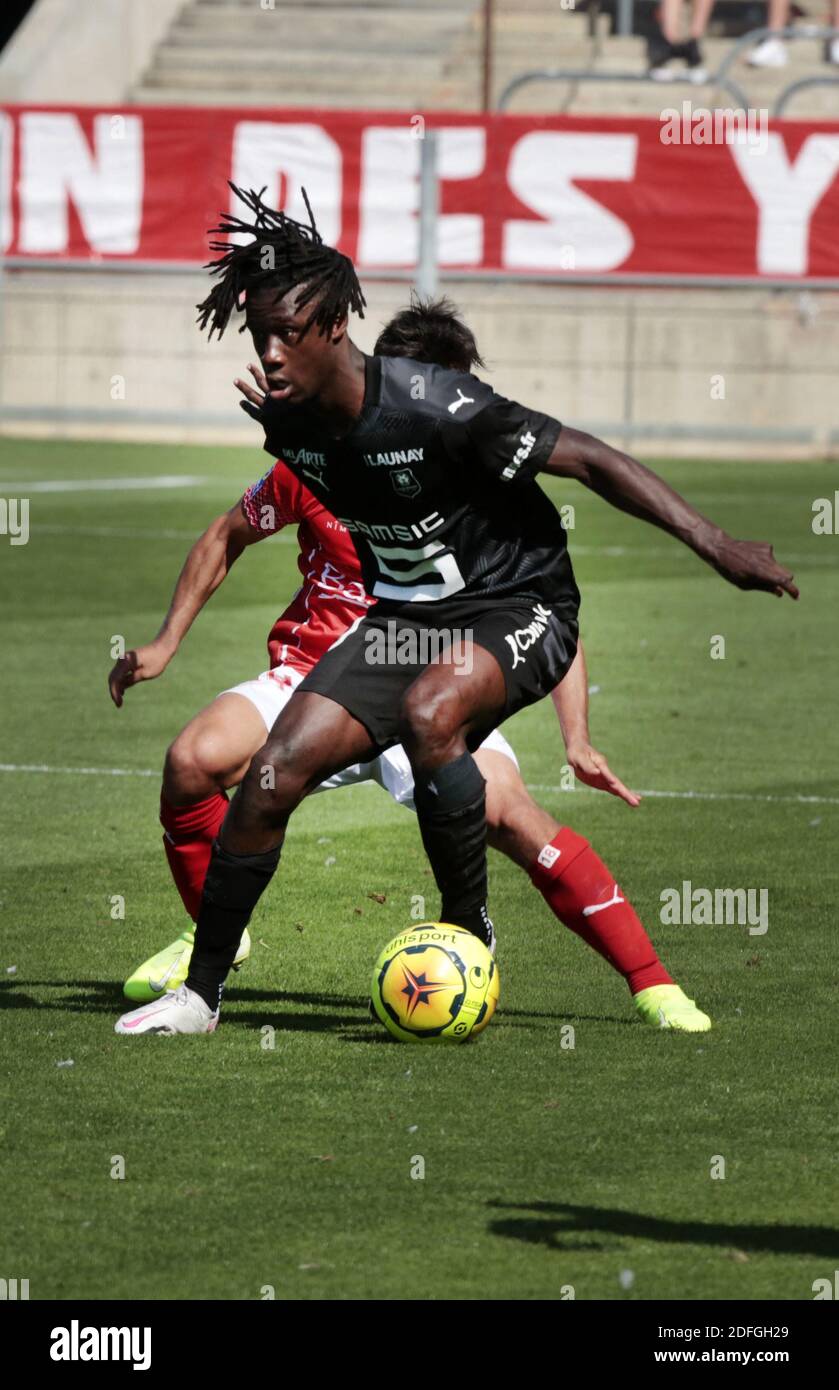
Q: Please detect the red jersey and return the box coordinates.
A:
[241,459,373,675]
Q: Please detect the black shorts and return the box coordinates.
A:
[298,594,579,750]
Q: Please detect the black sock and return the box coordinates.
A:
[185,839,281,1010]
[413,752,494,949]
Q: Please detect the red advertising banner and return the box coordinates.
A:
[1,104,838,279]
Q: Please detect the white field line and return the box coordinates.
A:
[567,544,833,564]
[528,784,839,806]
[1,476,206,493]
[29,524,295,542]
[0,761,836,806]
[0,763,158,777]
[21,526,830,564]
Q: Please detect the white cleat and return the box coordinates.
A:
[746,36,788,68]
[115,983,219,1036]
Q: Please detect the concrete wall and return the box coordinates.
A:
[0,0,184,104]
[0,267,836,457]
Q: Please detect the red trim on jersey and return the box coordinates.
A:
[241,459,374,675]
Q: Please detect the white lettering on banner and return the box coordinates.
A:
[503,132,637,271]
[729,134,839,276]
[20,113,143,254]
[358,126,485,266]
[0,113,12,252]
[231,123,341,247]
[4,109,839,279]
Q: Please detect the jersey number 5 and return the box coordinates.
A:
[368,538,466,603]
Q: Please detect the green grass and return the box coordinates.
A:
[1,437,838,1301]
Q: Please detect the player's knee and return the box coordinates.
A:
[164,729,225,794]
[484,768,529,833]
[398,683,462,755]
[485,778,564,867]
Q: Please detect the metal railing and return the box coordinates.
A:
[499,67,750,112]
[775,74,839,115]
[714,25,839,115]
[498,24,839,114]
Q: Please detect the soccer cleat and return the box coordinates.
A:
[115,984,219,1035]
[123,927,251,1002]
[634,984,712,1033]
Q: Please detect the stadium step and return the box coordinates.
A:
[194,0,476,7]
[170,6,475,45]
[153,47,449,73]
[136,0,839,115]
[134,75,466,107]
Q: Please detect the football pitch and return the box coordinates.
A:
[1,436,837,1302]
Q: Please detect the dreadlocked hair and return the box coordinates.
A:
[196,183,366,340]
[374,292,485,373]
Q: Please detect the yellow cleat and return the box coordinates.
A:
[123,927,250,1003]
[634,983,712,1033]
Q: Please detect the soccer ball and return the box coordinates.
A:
[371,923,499,1043]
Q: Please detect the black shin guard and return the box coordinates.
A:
[185,840,281,1010]
[413,752,493,949]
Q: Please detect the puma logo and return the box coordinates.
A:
[447,388,474,415]
[581,885,625,918]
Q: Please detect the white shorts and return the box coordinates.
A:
[220,666,519,811]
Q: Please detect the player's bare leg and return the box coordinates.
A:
[476,749,711,1032]
[163,692,267,804]
[160,692,270,918]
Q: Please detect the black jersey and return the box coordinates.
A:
[258,354,579,617]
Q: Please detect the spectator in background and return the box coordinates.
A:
[747,0,839,67]
[647,0,715,81]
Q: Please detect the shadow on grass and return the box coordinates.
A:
[487,1200,839,1260]
[0,979,371,1032]
[498,1006,634,1027]
[0,980,631,1036]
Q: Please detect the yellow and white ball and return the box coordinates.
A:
[371,923,499,1043]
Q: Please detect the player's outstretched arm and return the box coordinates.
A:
[551,642,640,808]
[107,503,257,707]
[543,427,799,600]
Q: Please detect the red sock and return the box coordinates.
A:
[529,827,673,995]
[160,791,229,922]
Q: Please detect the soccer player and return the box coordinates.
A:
[115,189,796,1036]
[113,296,704,1032]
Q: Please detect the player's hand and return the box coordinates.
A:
[565,739,641,807]
[705,534,799,599]
[108,641,173,708]
[234,362,269,422]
